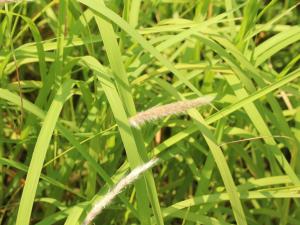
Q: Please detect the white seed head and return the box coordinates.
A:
[129,95,214,127]
[82,158,159,225]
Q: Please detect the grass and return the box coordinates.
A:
[0,0,300,225]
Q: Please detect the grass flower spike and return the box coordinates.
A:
[0,0,32,3]
[82,158,159,225]
[129,95,214,127]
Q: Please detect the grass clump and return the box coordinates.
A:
[0,1,300,225]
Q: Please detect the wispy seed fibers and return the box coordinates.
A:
[82,158,159,225]
[129,95,214,127]
[0,0,33,3]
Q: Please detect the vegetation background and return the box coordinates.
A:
[1,0,300,224]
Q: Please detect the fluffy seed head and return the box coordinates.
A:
[129,95,214,127]
[82,158,159,225]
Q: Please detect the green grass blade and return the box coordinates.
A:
[15,80,74,225]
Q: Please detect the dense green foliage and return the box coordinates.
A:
[1,0,300,224]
